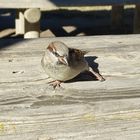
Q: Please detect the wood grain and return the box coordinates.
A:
[0,35,140,140]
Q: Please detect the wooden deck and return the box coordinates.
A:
[1,1,140,38]
[0,35,140,140]
[0,0,140,8]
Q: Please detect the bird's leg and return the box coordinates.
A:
[48,80,62,89]
[89,67,105,81]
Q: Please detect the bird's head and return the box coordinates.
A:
[47,41,69,65]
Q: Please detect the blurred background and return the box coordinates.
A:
[0,5,136,38]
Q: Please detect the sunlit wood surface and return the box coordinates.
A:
[0,35,140,140]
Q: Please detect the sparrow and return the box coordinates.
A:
[41,41,105,89]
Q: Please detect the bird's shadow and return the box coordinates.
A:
[65,56,101,83]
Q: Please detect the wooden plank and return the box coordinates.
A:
[24,8,41,38]
[15,9,41,38]
[133,4,140,33]
[0,29,15,38]
[15,10,25,35]
[0,35,140,139]
[111,5,124,32]
[0,0,140,8]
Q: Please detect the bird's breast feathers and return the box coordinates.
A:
[42,56,88,81]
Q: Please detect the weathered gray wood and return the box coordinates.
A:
[15,9,41,38]
[24,8,41,38]
[1,1,140,37]
[24,8,41,23]
[15,10,25,35]
[0,35,140,140]
[0,0,140,8]
[0,29,15,38]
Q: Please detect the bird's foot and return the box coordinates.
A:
[48,80,62,89]
[89,67,105,82]
[96,74,105,82]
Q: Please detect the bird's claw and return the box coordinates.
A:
[97,76,105,82]
[48,80,62,89]
[89,67,105,82]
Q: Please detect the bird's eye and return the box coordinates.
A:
[53,51,59,57]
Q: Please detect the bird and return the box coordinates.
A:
[41,41,105,89]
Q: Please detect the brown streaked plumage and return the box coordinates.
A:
[41,41,105,89]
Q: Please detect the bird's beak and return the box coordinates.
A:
[59,57,68,65]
